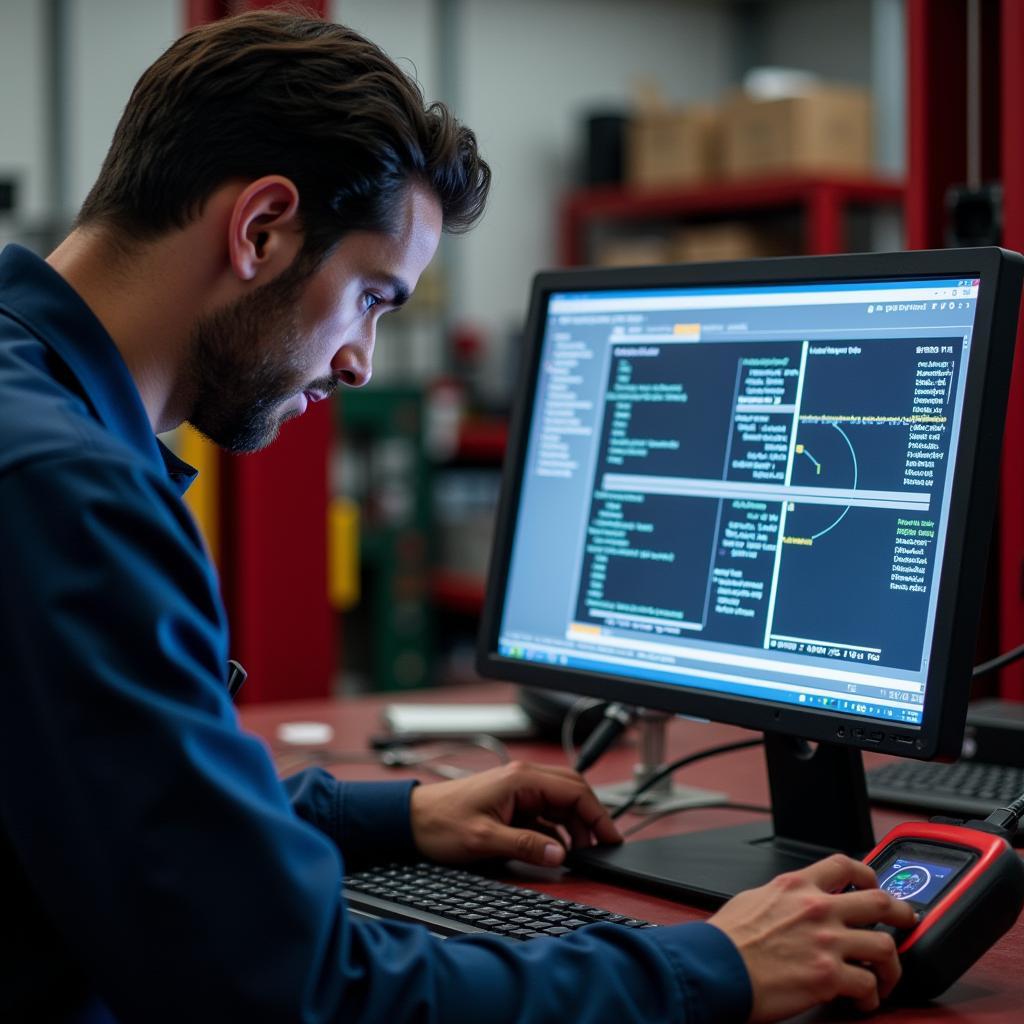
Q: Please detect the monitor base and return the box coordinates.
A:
[571,732,875,906]
[568,823,846,907]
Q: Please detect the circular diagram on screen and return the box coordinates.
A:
[880,864,932,900]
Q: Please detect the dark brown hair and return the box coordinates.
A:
[77,8,490,261]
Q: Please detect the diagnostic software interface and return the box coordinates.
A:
[498,276,982,728]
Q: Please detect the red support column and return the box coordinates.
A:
[184,0,229,26]
[999,0,1024,698]
[187,0,326,21]
[219,403,335,703]
[559,196,585,266]
[804,185,843,255]
[185,0,334,701]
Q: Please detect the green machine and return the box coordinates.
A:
[337,387,433,692]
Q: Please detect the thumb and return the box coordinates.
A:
[489,823,566,867]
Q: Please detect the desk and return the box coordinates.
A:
[241,684,1023,1023]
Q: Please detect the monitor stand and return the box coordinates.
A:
[568,729,875,907]
[593,710,727,815]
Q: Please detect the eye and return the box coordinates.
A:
[362,291,385,313]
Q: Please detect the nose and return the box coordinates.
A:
[332,327,375,389]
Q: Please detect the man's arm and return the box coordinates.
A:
[283,768,422,868]
[0,453,747,1024]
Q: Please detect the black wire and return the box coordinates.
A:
[609,737,764,820]
[621,801,770,839]
[973,641,1024,678]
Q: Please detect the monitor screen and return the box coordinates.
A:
[480,251,1022,762]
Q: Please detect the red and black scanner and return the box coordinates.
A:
[864,820,1024,1000]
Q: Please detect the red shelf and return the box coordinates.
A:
[560,174,905,264]
[432,571,487,615]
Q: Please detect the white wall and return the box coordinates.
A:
[334,0,440,100]
[0,1,48,221]
[66,0,178,213]
[455,0,734,347]
[754,0,873,84]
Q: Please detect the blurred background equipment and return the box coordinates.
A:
[8,0,1024,709]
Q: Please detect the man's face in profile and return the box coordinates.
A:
[187,185,442,453]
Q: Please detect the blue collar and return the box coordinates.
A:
[0,244,198,495]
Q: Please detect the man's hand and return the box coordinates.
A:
[409,761,622,867]
[708,854,918,1023]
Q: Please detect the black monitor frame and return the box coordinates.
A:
[476,249,1024,904]
[479,248,1023,765]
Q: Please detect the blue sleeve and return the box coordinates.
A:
[0,453,752,1024]
[283,769,421,866]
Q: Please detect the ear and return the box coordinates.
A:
[226,175,303,284]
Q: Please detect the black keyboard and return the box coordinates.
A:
[344,862,658,939]
[867,759,1024,823]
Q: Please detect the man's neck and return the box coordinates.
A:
[46,223,221,434]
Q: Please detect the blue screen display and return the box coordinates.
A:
[878,858,959,904]
[498,276,981,728]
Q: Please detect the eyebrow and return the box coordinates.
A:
[369,273,410,308]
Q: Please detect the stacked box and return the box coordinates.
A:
[721,87,872,179]
[626,105,719,189]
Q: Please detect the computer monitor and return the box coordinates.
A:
[477,248,1024,904]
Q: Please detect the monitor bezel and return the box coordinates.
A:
[477,247,1023,761]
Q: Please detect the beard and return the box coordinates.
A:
[185,259,331,454]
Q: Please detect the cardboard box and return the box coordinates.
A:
[626,105,719,189]
[669,222,794,263]
[721,87,871,179]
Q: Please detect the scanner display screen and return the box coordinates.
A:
[871,840,975,907]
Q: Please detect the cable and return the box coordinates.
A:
[979,790,1024,836]
[561,696,605,766]
[621,801,770,839]
[574,702,636,773]
[610,737,764,820]
[973,641,1024,678]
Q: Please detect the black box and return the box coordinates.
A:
[963,699,1024,767]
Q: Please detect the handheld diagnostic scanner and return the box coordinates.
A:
[865,818,1024,1000]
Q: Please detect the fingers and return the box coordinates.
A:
[790,853,917,930]
[835,962,884,1013]
[839,929,903,1001]
[504,763,623,847]
[488,822,567,867]
[832,887,918,930]
[797,852,880,893]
